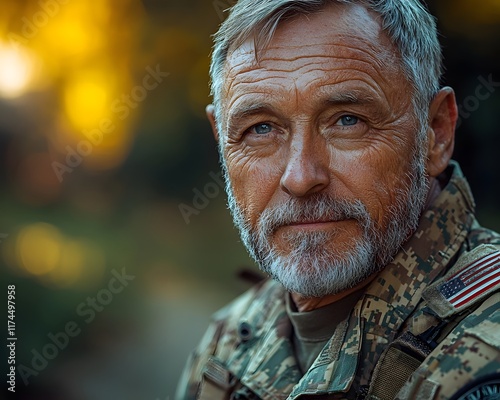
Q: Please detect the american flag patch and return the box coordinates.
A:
[439,250,500,309]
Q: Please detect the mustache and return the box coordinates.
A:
[257,194,372,235]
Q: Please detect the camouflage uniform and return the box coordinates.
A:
[176,162,500,400]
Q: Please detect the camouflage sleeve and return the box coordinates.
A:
[397,292,500,399]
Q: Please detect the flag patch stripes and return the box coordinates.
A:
[439,250,500,309]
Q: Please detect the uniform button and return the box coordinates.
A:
[238,321,253,341]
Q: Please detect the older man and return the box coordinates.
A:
[177,0,500,399]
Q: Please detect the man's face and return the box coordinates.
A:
[216,3,430,297]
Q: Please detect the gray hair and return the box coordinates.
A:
[209,0,442,142]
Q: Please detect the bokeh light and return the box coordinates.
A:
[0,42,35,98]
[16,222,63,276]
[43,239,106,289]
[63,69,113,130]
[3,224,106,289]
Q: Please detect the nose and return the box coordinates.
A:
[280,132,330,197]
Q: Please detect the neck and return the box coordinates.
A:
[425,177,442,209]
[291,273,377,312]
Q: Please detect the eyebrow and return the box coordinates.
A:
[227,102,279,126]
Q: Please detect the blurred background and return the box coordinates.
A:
[0,0,499,399]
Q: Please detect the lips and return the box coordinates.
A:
[287,219,343,225]
[256,195,369,237]
[277,218,354,231]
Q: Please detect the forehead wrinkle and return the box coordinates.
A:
[259,57,381,73]
[328,42,402,85]
[259,55,396,91]
[295,61,393,92]
[230,64,391,106]
[326,89,377,104]
[227,59,390,95]
[236,53,391,73]
[226,53,398,101]
[226,75,288,105]
[227,30,400,69]
[252,24,401,63]
[258,37,396,64]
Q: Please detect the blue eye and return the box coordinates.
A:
[252,123,273,135]
[338,115,359,126]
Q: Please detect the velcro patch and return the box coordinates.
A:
[439,251,500,309]
[423,245,500,318]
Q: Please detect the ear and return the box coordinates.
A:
[206,104,220,143]
[426,87,457,177]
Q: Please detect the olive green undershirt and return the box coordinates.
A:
[286,290,364,373]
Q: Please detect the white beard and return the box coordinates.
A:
[220,139,429,298]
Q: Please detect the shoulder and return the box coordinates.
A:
[464,219,500,250]
[410,293,500,400]
[175,278,284,400]
[212,278,283,325]
[202,278,285,351]
[400,243,500,400]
